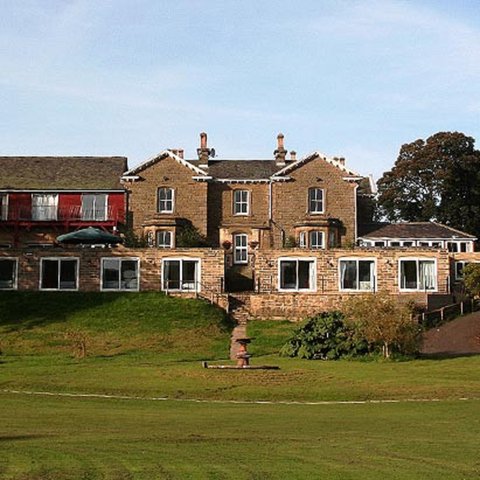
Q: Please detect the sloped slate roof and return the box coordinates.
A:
[189,159,280,179]
[360,222,476,240]
[0,156,127,190]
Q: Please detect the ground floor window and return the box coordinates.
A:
[233,234,248,264]
[278,258,316,291]
[399,259,436,291]
[157,230,173,248]
[339,259,375,291]
[0,258,17,289]
[102,258,139,291]
[162,258,200,291]
[40,258,78,290]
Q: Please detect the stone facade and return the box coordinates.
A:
[2,245,475,320]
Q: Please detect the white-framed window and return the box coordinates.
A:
[447,241,470,253]
[455,261,480,280]
[158,187,174,213]
[0,258,18,290]
[278,257,316,292]
[308,188,324,214]
[162,258,200,292]
[157,230,173,248]
[233,234,248,264]
[339,258,376,292]
[82,194,107,221]
[233,190,249,216]
[32,194,58,221]
[299,231,307,248]
[399,258,437,291]
[101,258,139,291]
[309,231,325,249]
[0,194,8,221]
[40,258,78,290]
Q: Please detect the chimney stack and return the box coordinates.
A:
[168,148,184,159]
[274,133,287,166]
[289,150,297,162]
[338,157,345,166]
[197,132,211,168]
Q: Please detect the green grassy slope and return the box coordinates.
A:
[0,292,233,361]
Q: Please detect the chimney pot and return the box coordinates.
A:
[277,133,284,149]
[290,150,297,162]
[274,133,287,166]
[338,157,345,166]
[200,132,207,149]
[168,148,184,159]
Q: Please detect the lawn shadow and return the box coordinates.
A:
[418,352,480,360]
[0,291,127,331]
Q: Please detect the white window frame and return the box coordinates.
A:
[81,194,108,221]
[101,257,140,292]
[157,187,174,213]
[161,257,201,292]
[0,257,18,290]
[156,230,173,249]
[0,194,8,221]
[308,188,325,214]
[233,190,250,216]
[299,231,307,248]
[398,257,438,292]
[39,257,79,291]
[233,233,248,264]
[338,257,376,292]
[309,231,325,249]
[455,260,480,280]
[278,257,317,292]
[32,194,58,221]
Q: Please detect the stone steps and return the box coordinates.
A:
[228,293,252,359]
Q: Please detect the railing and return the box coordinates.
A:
[2,205,118,222]
[419,298,480,329]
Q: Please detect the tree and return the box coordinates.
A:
[377,132,480,237]
[463,263,480,298]
[343,292,419,358]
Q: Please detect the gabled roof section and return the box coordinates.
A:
[190,159,280,180]
[273,151,363,179]
[359,222,476,240]
[0,156,127,190]
[123,150,209,178]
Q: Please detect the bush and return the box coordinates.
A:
[463,263,480,298]
[280,312,368,360]
[176,224,209,247]
[344,292,420,358]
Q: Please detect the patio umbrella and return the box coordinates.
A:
[57,227,123,245]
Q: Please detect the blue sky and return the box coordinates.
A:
[1,0,479,179]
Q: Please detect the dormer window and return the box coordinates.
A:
[308,188,324,214]
[158,187,174,213]
[233,190,249,216]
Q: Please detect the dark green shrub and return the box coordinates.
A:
[280,311,368,360]
[176,224,209,247]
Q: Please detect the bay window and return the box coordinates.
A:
[309,231,325,249]
[157,230,173,248]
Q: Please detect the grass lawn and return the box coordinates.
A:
[1,394,479,479]
[1,292,480,478]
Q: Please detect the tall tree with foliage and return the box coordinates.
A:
[377,132,480,237]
